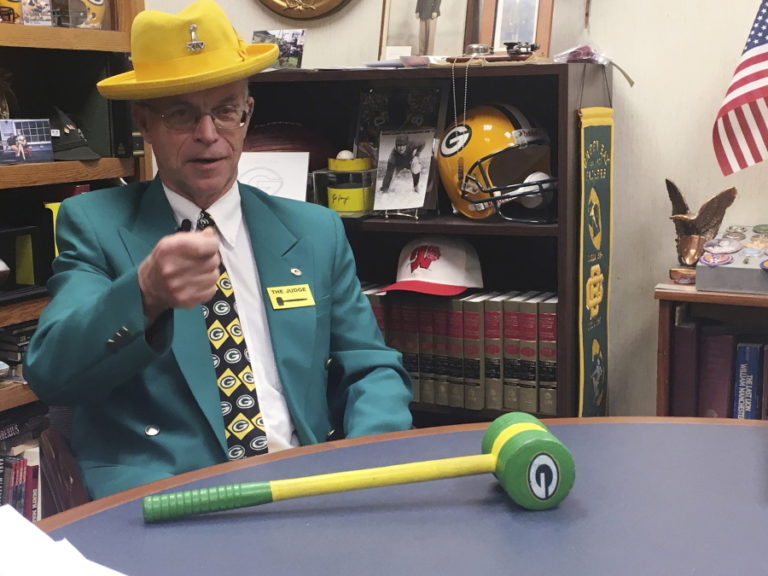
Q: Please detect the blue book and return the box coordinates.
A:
[732,342,764,419]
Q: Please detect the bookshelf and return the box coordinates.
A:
[249,63,611,420]
[0,0,145,415]
[654,282,768,416]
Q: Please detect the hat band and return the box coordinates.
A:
[134,45,249,82]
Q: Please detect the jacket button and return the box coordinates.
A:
[144,425,160,437]
[325,357,332,370]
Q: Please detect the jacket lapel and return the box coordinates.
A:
[241,185,317,417]
[119,178,226,453]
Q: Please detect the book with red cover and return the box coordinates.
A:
[501,290,541,410]
[447,295,465,408]
[698,331,736,418]
[431,297,451,406]
[537,295,558,416]
[484,292,517,411]
[518,291,555,413]
[417,294,436,405]
[669,320,699,417]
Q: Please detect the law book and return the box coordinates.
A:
[697,331,736,418]
[446,295,466,408]
[537,295,558,416]
[501,290,541,411]
[430,297,451,406]
[22,444,40,522]
[417,294,437,406]
[462,292,498,410]
[484,291,520,411]
[518,291,556,413]
[669,319,700,417]
[732,341,763,420]
[394,292,423,403]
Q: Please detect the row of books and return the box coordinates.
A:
[670,318,768,419]
[0,402,48,522]
[361,284,559,415]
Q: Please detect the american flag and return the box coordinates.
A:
[713,0,768,176]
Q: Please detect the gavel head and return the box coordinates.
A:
[481,412,575,510]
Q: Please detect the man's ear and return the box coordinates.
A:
[132,103,152,145]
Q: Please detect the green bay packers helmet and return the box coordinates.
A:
[437,103,557,222]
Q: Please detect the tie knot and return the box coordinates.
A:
[197,210,215,230]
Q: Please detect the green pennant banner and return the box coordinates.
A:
[578,107,613,417]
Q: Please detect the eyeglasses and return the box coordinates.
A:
[147,103,249,132]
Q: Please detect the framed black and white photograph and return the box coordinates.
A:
[0,119,53,166]
[379,0,469,59]
[373,128,435,212]
[465,0,553,56]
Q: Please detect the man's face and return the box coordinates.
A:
[134,80,253,208]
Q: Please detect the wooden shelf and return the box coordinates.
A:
[0,25,130,52]
[343,215,559,237]
[654,282,768,308]
[0,381,38,412]
[0,296,49,329]
[0,158,134,190]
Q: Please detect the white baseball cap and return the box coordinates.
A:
[379,236,484,296]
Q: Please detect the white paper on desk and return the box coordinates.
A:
[0,504,128,576]
[238,151,309,201]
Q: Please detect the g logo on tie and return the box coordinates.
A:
[224,348,242,364]
[209,327,225,342]
[213,301,230,315]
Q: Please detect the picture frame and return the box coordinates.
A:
[379,0,469,60]
[252,29,306,69]
[373,128,436,212]
[464,0,553,56]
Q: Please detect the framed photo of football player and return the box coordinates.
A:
[373,128,435,212]
[379,0,469,59]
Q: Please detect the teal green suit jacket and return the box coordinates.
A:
[24,179,412,498]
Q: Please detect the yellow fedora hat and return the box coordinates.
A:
[97,0,278,100]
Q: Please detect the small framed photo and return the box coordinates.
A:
[379,0,469,59]
[252,29,306,69]
[0,119,54,166]
[373,128,435,212]
[465,0,554,56]
[21,0,53,26]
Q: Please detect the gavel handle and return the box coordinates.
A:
[143,453,496,523]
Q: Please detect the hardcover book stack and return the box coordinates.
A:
[669,312,768,420]
[0,320,37,376]
[362,286,559,415]
[0,402,48,522]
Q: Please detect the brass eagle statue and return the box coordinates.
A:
[666,179,737,266]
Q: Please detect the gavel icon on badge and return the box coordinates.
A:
[142,412,575,523]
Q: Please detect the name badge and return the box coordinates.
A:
[267,284,316,310]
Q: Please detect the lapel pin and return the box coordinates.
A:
[290,268,302,277]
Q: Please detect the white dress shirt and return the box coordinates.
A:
[164,183,299,452]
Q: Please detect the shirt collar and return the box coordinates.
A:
[163,182,242,248]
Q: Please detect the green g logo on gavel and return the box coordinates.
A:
[142,412,576,523]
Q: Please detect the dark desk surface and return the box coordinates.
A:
[38,417,768,575]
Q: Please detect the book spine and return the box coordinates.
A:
[669,321,699,416]
[732,342,763,419]
[502,298,523,411]
[400,294,425,403]
[517,301,540,413]
[431,298,451,406]
[762,344,768,420]
[537,297,558,415]
[447,297,465,408]
[24,463,39,522]
[698,333,736,418]
[484,298,504,411]
[463,298,485,410]
[417,297,436,406]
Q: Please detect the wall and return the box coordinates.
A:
[146,0,768,415]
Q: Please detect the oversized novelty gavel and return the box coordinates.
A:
[142,412,575,523]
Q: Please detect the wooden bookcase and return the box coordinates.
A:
[249,63,611,421]
[0,0,144,414]
[654,282,768,416]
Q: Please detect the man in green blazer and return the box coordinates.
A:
[24,0,412,499]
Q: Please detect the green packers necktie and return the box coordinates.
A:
[197,210,268,459]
